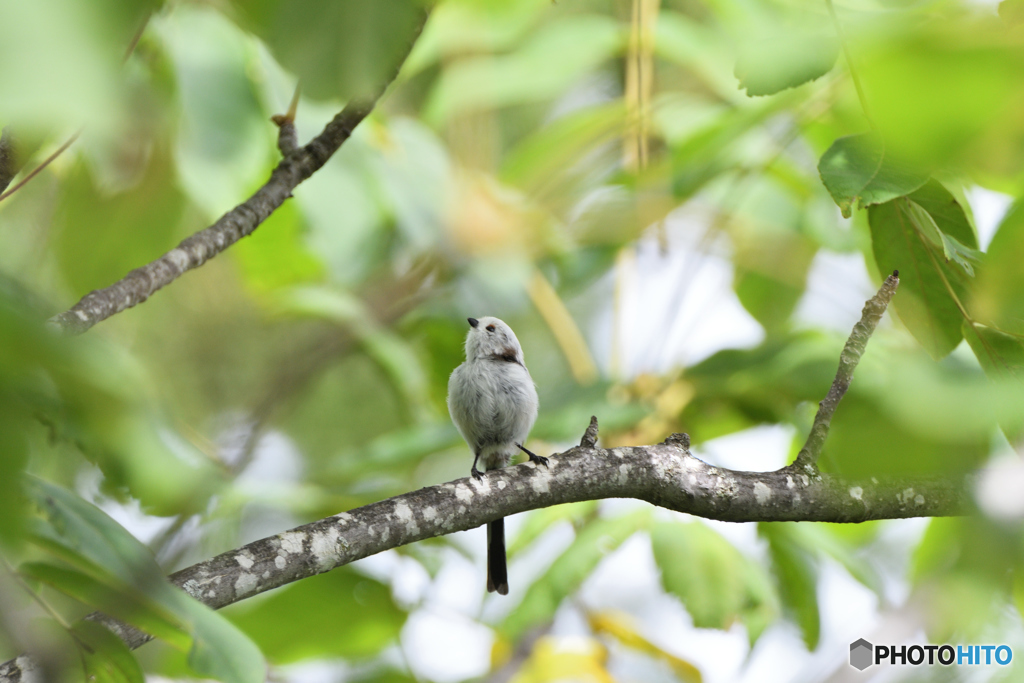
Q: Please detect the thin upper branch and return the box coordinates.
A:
[48,9,429,335]
[0,131,81,203]
[789,270,899,471]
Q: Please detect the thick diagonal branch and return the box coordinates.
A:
[49,10,429,335]
[0,421,972,682]
[789,270,899,471]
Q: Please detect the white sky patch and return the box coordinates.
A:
[693,424,795,473]
[966,185,1013,250]
[794,250,875,333]
[591,210,764,377]
[976,454,1024,521]
[401,610,493,682]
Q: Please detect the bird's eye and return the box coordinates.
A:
[486,325,495,332]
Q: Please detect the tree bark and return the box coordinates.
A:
[0,421,972,682]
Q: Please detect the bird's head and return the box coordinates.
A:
[464,316,525,364]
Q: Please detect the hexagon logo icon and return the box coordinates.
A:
[850,639,873,671]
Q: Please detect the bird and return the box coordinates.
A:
[447,316,548,595]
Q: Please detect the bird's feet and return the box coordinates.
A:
[516,443,549,467]
[471,466,484,480]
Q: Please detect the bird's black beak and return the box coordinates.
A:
[468,318,479,328]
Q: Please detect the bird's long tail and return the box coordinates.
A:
[486,518,508,595]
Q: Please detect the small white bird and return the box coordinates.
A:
[447,316,547,595]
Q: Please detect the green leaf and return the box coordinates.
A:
[858,26,1024,172]
[233,199,323,295]
[235,0,425,102]
[73,620,146,683]
[156,6,273,217]
[0,1,119,132]
[0,395,28,543]
[275,285,431,421]
[26,477,266,683]
[500,510,650,641]
[225,567,405,663]
[652,521,778,636]
[53,149,186,296]
[868,192,970,359]
[672,96,794,200]
[424,15,623,123]
[962,322,1024,439]
[818,134,929,218]
[822,377,991,480]
[1000,0,1024,24]
[501,102,627,200]
[937,231,981,277]
[963,322,1024,383]
[758,524,820,650]
[973,201,1024,336]
[728,178,819,333]
[680,332,840,443]
[19,561,188,648]
[27,477,170,589]
[735,32,837,97]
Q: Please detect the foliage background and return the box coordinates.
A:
[1,0,1024,681]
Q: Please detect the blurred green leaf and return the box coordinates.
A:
[284,354,404,475]
[73,620,146,683]
[235,0,425,102]
[868,184,972,359]
[501,509,650,641]
[26,477,266,683]
[859,25,1024,172]
[911,517,1018,641]
[501,102,626,202]
[818,134,929,218]
[225,567,404,663]
[404,0,550,77]
[233,200,324,295]
[728,178,818,333]
[963,322,1024,383]
[18,561,187,648]
[0,0,124,132]
[965,322,1024,439]
[735,31,837,97]
[0,395,29,544]
[1000,0,1024,25]
[680,332,839,443]
[652,521,778,636]
[424,15,622,123]
[823,389,988,479]
[276,285,432,421]
[671,96,794,200]
[973,201,1024,335]
[656,12,741,100]
[156,6,272,217]
[758,523,819,650]
[53,149,186,296]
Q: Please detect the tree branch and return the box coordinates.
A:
[0,130,81,204]
[789,270,899,471]
[48,9,429,335]
[0,420,973,682]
